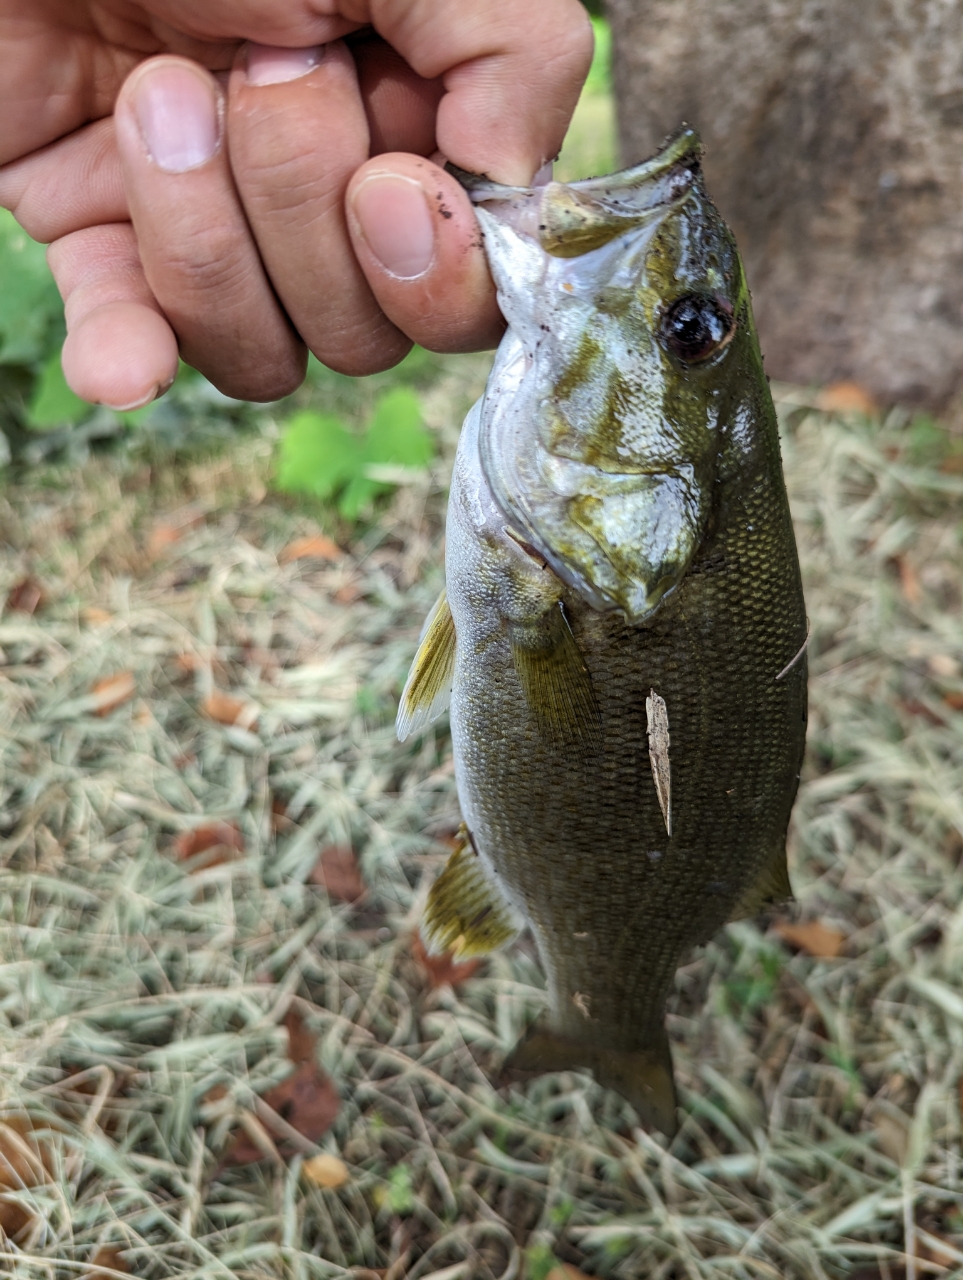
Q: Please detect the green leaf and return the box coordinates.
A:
[386,1164,414,1215]
[26,353,91,428]
[584,16,612,96]
[276,409,361,499]
[338,472,382,521]
[363,387,433,469]
[0,210,64,368]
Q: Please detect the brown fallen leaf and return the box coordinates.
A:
[173,821,244,870]
[302,1152,350,1189]
[5,576,45,615]
[0,1115,54,1241]
[271,795,295,834]
[89,1246,130,1278]
[81,606,113,627]
[91,671,135,716]
[773,919,845,958]
[411,933,482,988]
[309,845,367,904]
[146,508,204,561]
[147,522,182,559]
[892,554,923,605]
[547,1267,594,1280]
[333,581,362,605]
[945,692,963,712]
[224,1009,339,1165]
[201,690,258,729]
[816,381,879,416]
[279,533,343,564]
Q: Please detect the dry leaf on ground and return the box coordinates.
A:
[411,933,482,988]
[773,919,845,958]
[309,845,367,904]
[278,533,343,564]
[547,1266,594,1280]
[89,1246,130,1277]
[816,381,878,415]
[201,690,257,728]
[892,554,923,605]
[302,1152,350,1188]
[5,576,45,615]
[944,692,963,711]
[0,1115,54,1240]
[224,1009,339,1165]
[172,821,244,870]
[91,672,135,716]
[80,606,113,626]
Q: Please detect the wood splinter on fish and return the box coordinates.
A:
[646,690,672,836]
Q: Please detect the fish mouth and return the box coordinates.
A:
[448,126,703,258]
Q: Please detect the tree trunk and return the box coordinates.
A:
[605,0,963,410]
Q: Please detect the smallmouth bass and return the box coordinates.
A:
[397,129,808,1135]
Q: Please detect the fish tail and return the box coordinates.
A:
[502,1020,678,1136]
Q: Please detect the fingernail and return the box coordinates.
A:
[351,175,435,279]
[102,386,159,413]
[246,43,323,86]
[132,63,221,174]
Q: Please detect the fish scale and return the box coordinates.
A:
[398,128,807,1133]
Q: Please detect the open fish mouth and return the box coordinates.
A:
[453,128,740,623]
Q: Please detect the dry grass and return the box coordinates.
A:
[1,361,963,1279]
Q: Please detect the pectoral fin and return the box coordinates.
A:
[730,845,793,920]
[396,590,456,741]
[503,1019,678,1136]
[509,603,602,756]
[422,826,520,958]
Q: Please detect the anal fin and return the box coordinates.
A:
[422,825,520,958]
[503,1019,678,1136]
[730,844,793,920]
[396,589,456,741]
[509,602,601,756]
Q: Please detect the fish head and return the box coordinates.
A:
[462,128,755,622]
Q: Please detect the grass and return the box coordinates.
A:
[3,362,963,1279]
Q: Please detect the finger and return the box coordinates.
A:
[47,223,179,411]
[0,119,127,243]
[352,36,443,157]
[227,40,409,376]
[364,0,594,184]
[114,55,306,401]
[346,154,503,354]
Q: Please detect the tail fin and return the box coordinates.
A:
[502,1020,678,1136]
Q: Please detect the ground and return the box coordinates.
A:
[2,369,963,1280]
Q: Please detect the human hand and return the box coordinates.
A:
[0,1,593,408]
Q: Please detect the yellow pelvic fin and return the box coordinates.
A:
[422,825,520,958]
[730,844,794,920]
[503,1020,678,1137]
[396,589,456,741]
[509,603,602,756]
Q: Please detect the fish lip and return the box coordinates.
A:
[447,126,704,259]
[447,125,702,204]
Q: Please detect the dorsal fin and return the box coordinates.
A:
[396,590,456,741]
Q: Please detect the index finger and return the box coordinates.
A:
[361,0,594,183]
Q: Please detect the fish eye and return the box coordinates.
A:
[660,294,734,363]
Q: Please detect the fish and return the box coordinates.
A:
[396,128,808,1136]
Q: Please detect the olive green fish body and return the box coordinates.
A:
[398,131,807,1132]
